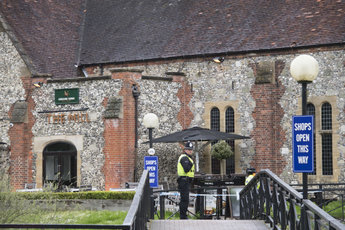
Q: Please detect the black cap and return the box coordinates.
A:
[246,168,256,174]
[184,141,193,150]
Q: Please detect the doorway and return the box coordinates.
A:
[43,142,77,189]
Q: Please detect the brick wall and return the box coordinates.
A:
[173,74,194,129]
[250,60,286,175]
[8,76,45,190]
[102,71,141,190]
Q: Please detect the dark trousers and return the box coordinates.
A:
[178,177,190,219]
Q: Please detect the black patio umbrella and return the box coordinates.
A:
[148,127,250,172]
[150,127,249,143]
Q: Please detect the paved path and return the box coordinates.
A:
[149,219,269,230]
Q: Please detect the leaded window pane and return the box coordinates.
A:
[321,103,332,130]
[45,142,76,152]
[211,107,220,131]
[225,107,234,133]
[226,140,235,174]
[322,133,333,175]
[306,103,316,175]
[211,107,220,174]
[306,103,315,117]
[225,107,235,174]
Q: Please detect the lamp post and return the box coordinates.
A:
[290,54,319,199]
[143,113,159,219]
[143,113,159,148]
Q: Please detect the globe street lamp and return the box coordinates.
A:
[290,54,319,199]
[143,113,159,219]
[143,113,159,148]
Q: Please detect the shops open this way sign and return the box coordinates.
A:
[292,115,314,173]
[144,156,158,188]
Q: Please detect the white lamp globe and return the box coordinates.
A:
[143,113,159,129]
[290,54,319,82]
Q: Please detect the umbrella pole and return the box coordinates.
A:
[194,141,211,173]
[194,141,199,172]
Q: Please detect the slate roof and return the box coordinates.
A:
[0,0,84,78]
[78,0,345,66]
[1,1,344,78]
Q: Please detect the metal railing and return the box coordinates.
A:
[0,170,152,230]
[123,169,152,230]
[154,186,233,220]
[240,169,345,230]
[290,182,345,221]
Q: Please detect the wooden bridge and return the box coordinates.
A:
[150,219,269,230]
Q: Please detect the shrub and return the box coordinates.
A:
[211,140,234,160]
[0,174,47,223]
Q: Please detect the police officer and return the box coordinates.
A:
[245,168,260,189]
[177,141,195,219]
[245,168,256,185]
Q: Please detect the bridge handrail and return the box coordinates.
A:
[240,169,345,230]
[123,169,151,230]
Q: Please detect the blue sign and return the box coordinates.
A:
[292,115,314,173]
[144,156,158,188]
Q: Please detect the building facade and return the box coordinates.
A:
[0,1,344,190]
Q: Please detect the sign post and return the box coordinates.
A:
[144,155,158,188]
[292,115,314,173]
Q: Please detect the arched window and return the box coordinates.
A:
[225,107,234,133]
[321,102,333,175]
[43,142,77,188]
[306,103,316,175]
[211,107,220,174]
[306,103,315,118]
[225,107,235,174]
[211,108,220,132]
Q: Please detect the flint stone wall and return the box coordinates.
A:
[0,29,26,146]
[31,78,122,189]
[113,49,345,186]
[0,29,27,176]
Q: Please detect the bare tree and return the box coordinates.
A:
[0,146,47,223]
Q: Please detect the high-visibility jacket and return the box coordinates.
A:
[177,154,195,178]
[245,174,260,189]
[245,174,254,185]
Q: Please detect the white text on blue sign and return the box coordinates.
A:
[292,115,314,173]
[144,156,159,188]
[294,122,311,163]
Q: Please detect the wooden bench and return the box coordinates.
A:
[79,185,92,191]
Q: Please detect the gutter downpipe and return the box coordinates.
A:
[82,67,89,78]
[132,84,140,181]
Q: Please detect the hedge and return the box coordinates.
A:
[11,191,135,200]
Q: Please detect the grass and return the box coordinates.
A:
[323,201,345,220]
[14,210,127,225]
[6,200,345,226]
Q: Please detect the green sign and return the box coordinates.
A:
[55,88,79,105]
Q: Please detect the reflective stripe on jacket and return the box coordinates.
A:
[177,154,195,178]
[245,174,260,189]
[245,174,254,185]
